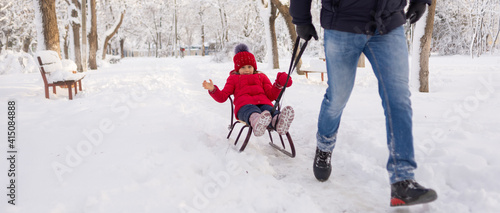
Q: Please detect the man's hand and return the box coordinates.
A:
[202,79,215,92]
[406,2,427,24]
[296,24,318,41]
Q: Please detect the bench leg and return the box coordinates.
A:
[53,85,57,94]
[321,73,324,81]
[74,82,78,94]
[78,80,82,91]
[67,83,73,100]
[305,72,309,79]
[45,86,50,99]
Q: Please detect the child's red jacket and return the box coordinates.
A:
[209,72,282,119]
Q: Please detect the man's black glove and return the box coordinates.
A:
[406,2,427,24]
[296,24,318,41]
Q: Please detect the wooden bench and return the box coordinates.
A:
[36,51,85,100]
[301,54,366,82]
[301,58,327,81]
[303,70,326,81]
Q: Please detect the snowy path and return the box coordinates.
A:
[1,56,499,213]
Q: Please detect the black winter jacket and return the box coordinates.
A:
[290,0,431,35]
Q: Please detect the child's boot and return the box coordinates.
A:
[249,111,272,137]
[273,106,294,135]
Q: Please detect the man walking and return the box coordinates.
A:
[290,0,437,206]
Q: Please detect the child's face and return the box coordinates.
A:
[239,65,254,75]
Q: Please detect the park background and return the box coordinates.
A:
[1,0,500,212]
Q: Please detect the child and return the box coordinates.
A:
[202,43,294,137]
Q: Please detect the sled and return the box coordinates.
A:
[226,96,296,158]
[226,37,310,158]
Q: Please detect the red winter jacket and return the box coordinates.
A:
[209,72,282,119]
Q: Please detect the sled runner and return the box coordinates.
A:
[227,96,296,158]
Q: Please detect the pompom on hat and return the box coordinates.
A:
[233,43,257,72]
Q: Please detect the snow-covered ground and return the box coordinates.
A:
[1,54,499,213]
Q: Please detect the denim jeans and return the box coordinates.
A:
[318,26,416,183]
[238,104,278,124]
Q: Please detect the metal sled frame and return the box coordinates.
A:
[226,97,296,158]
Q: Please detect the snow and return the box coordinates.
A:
[0,51,38,75]
[1,54,500,213]
[301,58,326,72]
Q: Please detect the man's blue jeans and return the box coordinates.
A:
[318,26,417,183]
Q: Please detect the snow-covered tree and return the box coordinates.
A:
[4,0,498,68]
[66,0,83,71]
[410,0,437,93]
[433,0,500,56]
[1,0,35,53]
[89,0,97,69]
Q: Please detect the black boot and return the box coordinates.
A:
[391,180,438,206]
[313,147,332,181]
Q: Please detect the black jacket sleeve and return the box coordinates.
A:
[289,0,313,25]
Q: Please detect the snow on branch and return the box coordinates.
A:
[102,10,125,59]
[105,11,125,37]
[1,2,13,11]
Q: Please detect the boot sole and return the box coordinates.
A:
[391,190,438,207]
[253,111,272,137]
[276,106,294,135]
[313,165,332,182]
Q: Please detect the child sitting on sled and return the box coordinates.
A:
[202,43,294,137]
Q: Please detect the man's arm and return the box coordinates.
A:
[289,0,313,25]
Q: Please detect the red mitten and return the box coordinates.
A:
[276,72,292,88]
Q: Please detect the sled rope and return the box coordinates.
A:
[272,37,309,113]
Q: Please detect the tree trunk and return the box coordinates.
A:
[5,34,9,50]
[223,8,228,42]
[418,0,437,93]
[270,0,296,48]
[218,1,225,48]
[120,38,125,58]
[198,6,206,56]
[153,11,159,58]
[270,0,302,72]
[490,17,500,54]
[22,36,32,53]
[217,0,228,44]
[37,0,61,57]
[174,0,178,58]
[63,25,69,59]
[270,2,279,69]
[89,0,98,69]
[70,0,82,72]
[71,24,82,71]
[102,11,125,60]
[81,0,88,71]
[201,24,205,56]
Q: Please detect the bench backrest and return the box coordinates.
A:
[35,50,63,73]
[37,56,50,86]
[35,50,80,84]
